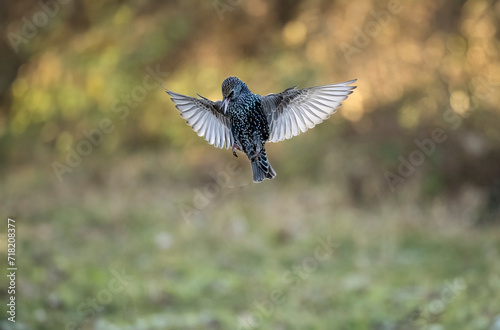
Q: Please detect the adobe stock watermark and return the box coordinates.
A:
[65,267,135,330]
[237,235,337,329]
[405,277,466,329]
[384,127,447,192]
[179,160,243,224]
[51,65,168,182]
[384,74,500,192]
[8,0,72,54]
[213,0,243,20]
[340,0,403,63]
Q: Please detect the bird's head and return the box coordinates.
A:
[220,76,248,114]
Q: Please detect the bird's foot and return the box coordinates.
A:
[232,143,241,157]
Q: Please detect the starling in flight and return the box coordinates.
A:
[167,77,357,182]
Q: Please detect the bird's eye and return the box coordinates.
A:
[229,91,234,97]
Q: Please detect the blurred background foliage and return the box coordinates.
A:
[1,0,500,329]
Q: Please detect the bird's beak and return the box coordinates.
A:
[221,97,230,115]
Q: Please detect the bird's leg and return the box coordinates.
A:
[232,143,241,157]
[255,144,262,157]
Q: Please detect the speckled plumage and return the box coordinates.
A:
[220,77,275,181]
[167,76,357,182]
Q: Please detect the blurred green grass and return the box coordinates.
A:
[1,150,499,329]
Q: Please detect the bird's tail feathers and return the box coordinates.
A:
[251,149,276,183]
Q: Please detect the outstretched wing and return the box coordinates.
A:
[260,79,357,143]
[167,90,234,149]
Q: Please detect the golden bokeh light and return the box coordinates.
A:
[282,20,307,46]
[450,90,471,115]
